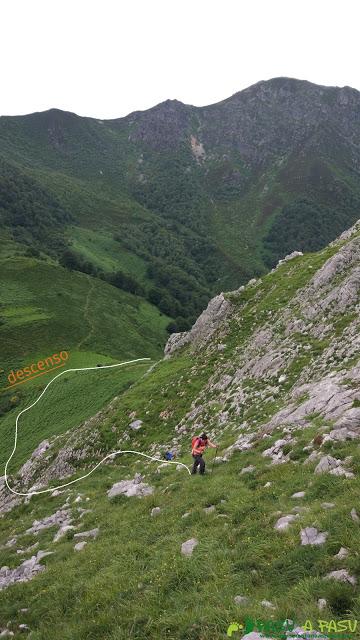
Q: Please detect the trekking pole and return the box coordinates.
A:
[210,447,218,474]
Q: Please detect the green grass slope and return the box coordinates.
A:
[0,228,359,638]
[0,254,168,468]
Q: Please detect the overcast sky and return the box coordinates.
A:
[1,0,359,119]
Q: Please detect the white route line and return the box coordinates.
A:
[4,358,191,498]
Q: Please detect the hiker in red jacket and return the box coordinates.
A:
[191,432,217,475]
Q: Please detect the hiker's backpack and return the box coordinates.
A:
[192,436,201,450]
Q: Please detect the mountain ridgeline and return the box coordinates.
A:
[1,77,360,334]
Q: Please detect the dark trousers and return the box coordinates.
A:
[191,454,205,474]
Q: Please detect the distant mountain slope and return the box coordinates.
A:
[1,77,360,333]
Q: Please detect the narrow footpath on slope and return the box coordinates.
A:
[77,275,96,350]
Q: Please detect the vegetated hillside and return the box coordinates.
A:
[0,252,168,470]
[2,77,360,332]
[0,220,359,639]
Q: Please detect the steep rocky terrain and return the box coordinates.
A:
[0,219,359,638]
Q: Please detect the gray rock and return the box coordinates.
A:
[181,512,190,518]
[156,463,170,473]
[26,509,72,535]
[334,547,349,559]
[334,408,360,430]
[164,292,231,357]
[290,627,329,639]
[181,538,198,557]
[5,538,17,548]
[310,234,360,289]
[129,419,143,431]
[314,455,339,474]
[107,477,154,498]
[226,433,254,455]
[242,634,272,640]
[151,507,161,517]
[73,528,99,539]
[262,375,356,433]
[74,542,87,552]
[0,550,53,590]
[213,374,233,391]
[300,527,328,545]
[78,508,92,519]
[325,426,358,442]
[292,506,309,513]
[318,598,327,611]
[351,508,359,522]
[291,491,305,498]
[36,550,53,561]
[262,439,291,464]
[321,502,335,509]
[274,514,298,531]
[261,599,276,609]
[204,505,216,514]
[241,465,256,474]
[242,633,273,640]
[304,451,321,465]
[329,466,354,479]
[277,250,303,267]
[234,595,250,605]
[51,489,63,497]
[53,525,75,542]
[325,569,357,586]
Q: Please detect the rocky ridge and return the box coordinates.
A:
[168,219,360,465]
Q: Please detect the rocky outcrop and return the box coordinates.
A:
[0,550,53,590]
[314,455,354,478]
[325,569,357,586]
[26,509,72,535]
[261,370,358,432]
[164,293,231,357]
[107,474,154,498]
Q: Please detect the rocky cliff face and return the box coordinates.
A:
[122,78,360,169]
[165,219,360,459]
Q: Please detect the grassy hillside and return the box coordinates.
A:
[0,223,359,638]
[0,252,168,470]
